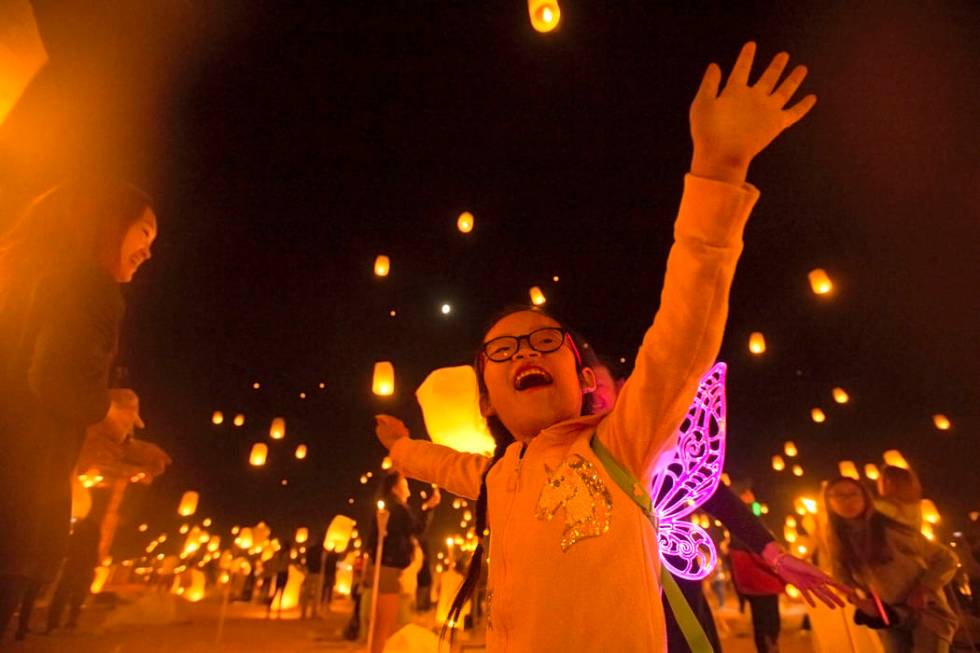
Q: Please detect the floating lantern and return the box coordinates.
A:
[178,491,199,517]
[883,450,910,470]
[269,417,286,440]
[921,499,940,525]
[529,286,546,306]
[792,464,804,477]
[553,275,560,283]
[783,525,798,543]
[233,413,245,427]
[374,255,390,277]
[801,498,818,514]
[179,523,190,535]
[295,444,308,460]
[416,366,496,455]
[832,387,849,404]
[932,414,951,431]
[381,456,393,470]
[249,443,268,466]
[389,309,397,317]
[139,523,148,533]
[457,211,474,233]
[748,332,766,355]
[528,0,561,32]
[299,392,306,399]
[720,473,731,487]
[373,361,395,396]
[811,408,826,423]
[921,522,936,541]
[771,455,786,471]
[325,515,356,552]
[236,528,254,549]
[784,441,798,457]
[808,268,833,295]
[864,463,880,481]
[252,382,260,390]
[838,461,860,480]
[295,527,309,544]
[211,411,224,425]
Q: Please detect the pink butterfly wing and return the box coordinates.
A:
[658,519,719,581]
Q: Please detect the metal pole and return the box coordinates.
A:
[366,504,390,653]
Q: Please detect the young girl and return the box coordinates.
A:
[376,42,817,651]
[823,477,958,653]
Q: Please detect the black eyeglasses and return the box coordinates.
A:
[481,327,579,363]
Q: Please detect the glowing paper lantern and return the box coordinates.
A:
[178,491,199,517]
[921,522,936,541]
[864,463,880,481]
[811,408,826,423]
[233,413,245,427]
[528,0,561,32]
[325,515,356,552]
[783,525,798,543]
[748,332,766,355]
[832,387,849,404]
[808,268,833,295]
[440,303,452,315]
[792,464,804,477]
[249,443,268,466]
[295,527,309,544]
[932,414,951,431]
[457,211,474,233]
[529,286,546,306]
[771,455,786,471]
[294,444,307,460]
[211,411,224,425]
[381,456,393,470]
[838,461,860,480]
[374,255,390,277]
[801,498,818,514]
[720,473,731,487]
[269,417,286,440]
[921,499,940,525]
[784,441,798,457]
[883,450,910,470]
[416,366,495,455]
[372,361,395,396]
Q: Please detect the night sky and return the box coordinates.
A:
[6,1,978,552]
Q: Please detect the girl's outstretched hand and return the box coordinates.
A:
[375,414,410,450]
[690,42,816,184]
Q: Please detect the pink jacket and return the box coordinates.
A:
[392,174,759,652]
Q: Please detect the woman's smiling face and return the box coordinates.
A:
[480,310,595,442]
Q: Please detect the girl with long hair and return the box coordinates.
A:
[375,42,818,650]
[823,477,958,653]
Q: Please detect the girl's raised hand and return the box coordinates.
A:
[689,42,816,184]
[375,414,410,450]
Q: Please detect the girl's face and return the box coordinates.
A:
[480,311,595,441]
[112,208,157,283]
[826,480,867,520]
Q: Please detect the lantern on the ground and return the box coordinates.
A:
[883,450,910,470]
[528,0,561,32]
[932,414,951,431]
[808,269,833,295]
[811,408,826,423]
[838,461,860,480]
[748,332,766,355]
[864,464,880,481]
[771,455,786,471]
[529,286,546,306]
[295,444,307,460]
[832,387,849,404]
[249,443,268,467]
[374,255,390,277]
[784,441,798,457]
[178,491,199,517]
[269,417,285,440]
[416,366,495,455]
[457,212,474,234]
[211,411,224,425]
[373,361,395,396]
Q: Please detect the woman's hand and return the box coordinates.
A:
[690,42,817,184]
[762,542,849,608]
[375,414,410,450]
[422,487,442,511]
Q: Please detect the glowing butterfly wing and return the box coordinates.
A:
[658,519,718,581]
[650,362,727,523]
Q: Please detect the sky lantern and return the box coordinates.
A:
[920,499,940,525]
[457,211,474,233]
[249,443,268,466]
[811,408,826,423]
[270,417,286,440]
[792,464,804,477]
[864,463,880,481]
[771,455,786,471]
[784,441,798,457]
[921,522,935,541]
[783,525,798,543]
[883,450,910,470]
[372,361,395,396]
[373,255,390,277]
[416,366,496,455]
[211,411,224,425]
[808,268,833,295]
[838,460,860,480]
[720,473,731,487]
[440,303,452,315]
[529,286,547,306]
[832,387,849,404]
[932,414,951,431]
[381,456,393,470]
[748,332,766,355]
[295,527,309,544]
[528,0,560,32]
[295,444,308,460]
[178,491,199,517]
[326,515,356,552]
[233,413,245,427]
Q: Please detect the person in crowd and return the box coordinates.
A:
[875,466,923,530]
[267,540,292,618]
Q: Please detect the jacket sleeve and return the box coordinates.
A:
[390,437,490,500]
[703,484,774,554]
[596,174,759,483]
[27,271,122,427]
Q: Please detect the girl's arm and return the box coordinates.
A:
[596,43,816,481]
[917,536,958,592]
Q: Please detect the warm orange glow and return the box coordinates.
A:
[377,500,386,511]
[832,387,849,404]
[374,255,390,277]
[457,211,474,233]
[883,449,910,470]
[921,522,935,541]
[416,366,495,455]
[748,332,766,355]
[211,411,224,425]
[381,456,393,470]
[783,525,798,543]
[808,268,833,295]
[784,441,798,457]
[792,464,804,477]
[249,443,268,466]
[720,473,731,486]
[0,3,47,124]
[178,491,199,517]
[932,414,951,431]
[372,361,395,396]
[811,408,826,423]
[233,413,245,427]
[801,498,818,514]
[529,286,547,306]
[528,0,561,32]
[864,463,880,481]
[785,584,801,599]
[771,455,786,471]
[295,527,309,544]
[838,460,860,480]
[269,417,286,440]
[294,444,307,460]
[921,499,940,525]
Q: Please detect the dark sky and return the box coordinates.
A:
[7,1,978,550]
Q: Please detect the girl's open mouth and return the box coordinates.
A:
[513,365,553,391]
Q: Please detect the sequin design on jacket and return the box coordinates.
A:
[536,454,613,552]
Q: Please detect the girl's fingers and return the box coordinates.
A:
[696,63,722,101]
[783,94,817,128]
[798,586,817,608]
[724,41,757,90]
[754,52,790,94]
[772,65,809,104]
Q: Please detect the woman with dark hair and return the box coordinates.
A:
[362,470,440,653]
[0,178,156,640]
[823,477,958,653]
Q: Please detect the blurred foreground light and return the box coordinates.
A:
[457,211,474,233]
[883,449,910,470]
[528,0,561,32]
[748,332,766,355]
[808,268,833,295]
[374,255,390,277]
[864,463,880,481]
[372,361,395,396]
